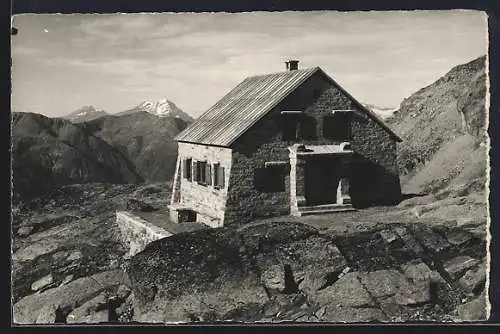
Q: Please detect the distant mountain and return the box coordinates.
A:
[11,112,143,201]
[362,103,398,120]
[82,111,190,182]
[120,98,193,122]
[62,105,108,123]
[388,55,487,196]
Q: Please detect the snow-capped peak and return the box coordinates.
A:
[362,103,398,120]
[137,99,183,117]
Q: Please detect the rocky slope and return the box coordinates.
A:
[82,111,190,181]
[12,182,172,324]
[62,105,108,123]
[387,55,488,196]
[127,216,487,323]
[11,112,143,201]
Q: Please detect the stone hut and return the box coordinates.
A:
[169,60,402,227]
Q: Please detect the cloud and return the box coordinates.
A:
[11,11,488,117]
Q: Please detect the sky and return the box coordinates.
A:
[11,10,488,118]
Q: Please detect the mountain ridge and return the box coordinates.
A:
[388,55,487,196]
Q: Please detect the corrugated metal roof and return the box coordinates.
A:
[175,67,402,146]
[175,67,319,146]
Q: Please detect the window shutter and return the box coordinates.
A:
[218,166,225,188]
[182,159,187,179]
[192,161,198,181]
[205,163,212,185]
[213,163,219,187]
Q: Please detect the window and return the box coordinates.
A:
[299,115,317,140]
[194,161,209,185]
[282,114,300,141]
[254,166,286,192]
[323,112,351,140]
[213,163,225,189]
[183,158,192,180]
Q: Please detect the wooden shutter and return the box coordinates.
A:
[205,163,212,185]
[213,163,219,187]
[182,159,188,179]
[183,158,192,180]
[192,161,198,181]
[217,166,225,188]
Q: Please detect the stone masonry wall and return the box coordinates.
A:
[116,211,172,258]
[224,71,401,225]
[175,142,232,227]
[350,113,402,206]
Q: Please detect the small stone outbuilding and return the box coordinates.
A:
[169,60,402,227]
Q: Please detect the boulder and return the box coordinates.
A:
[66,292,108,324]
[376,229,400,245]
[360,269,430,306]
[454,291,488,321]
[412,227,451,254]
[401,260,432,282]
[17,226,34,237]
[311,272,374,308]
[67,250,83,262]
[393,227,424,255]
[31,274,54,292]
[444,229,474,247]
[35,304,58,324]
[13,269,127,324]
[60,274,74,286]
[459,262,486,293]
[67,310,108,324]
[260,264,285,292]
[443,256,480,280]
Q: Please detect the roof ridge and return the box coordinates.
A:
[245,66,319,79]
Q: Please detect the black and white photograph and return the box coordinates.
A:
[10,10,490,324]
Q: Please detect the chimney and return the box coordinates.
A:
[285,60,299,71]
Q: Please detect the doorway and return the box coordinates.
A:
[304,157,341,206]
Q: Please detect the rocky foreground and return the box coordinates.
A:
[11,183,488,324]
[127,219,487,323]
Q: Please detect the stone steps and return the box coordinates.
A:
[296,204,356,216]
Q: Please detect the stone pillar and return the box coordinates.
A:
[336,178,351,205]
[289,151,307,216]
[170,157,182,205]
[336,156,352,205]
[296,158,306,206]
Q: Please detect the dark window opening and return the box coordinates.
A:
[313,89,322,100]
[213,163,225,189]
[178,209,197,223]
[194,161,209,185]
[183,158,192,180]
[323,112,351,140]
[254,166,286,192]
[299,115,317,140]
[282,115,299,141]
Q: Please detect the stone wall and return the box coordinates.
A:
[350,113,402,206]
[173,142,232,227]
[224,71,401,224]
[116,211,172,258]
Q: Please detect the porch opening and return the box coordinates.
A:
[304,157,342,206]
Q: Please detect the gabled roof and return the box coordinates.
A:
[175,67,402,146]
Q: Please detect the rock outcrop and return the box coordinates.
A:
[127,220,488,323]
